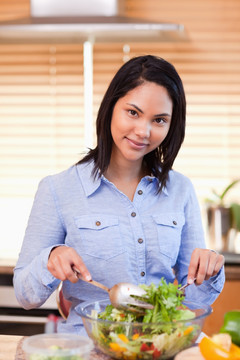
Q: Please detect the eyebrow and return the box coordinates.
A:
[126,103,171,118]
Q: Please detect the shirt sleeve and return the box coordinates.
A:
[13,176,66,309]
[184,266,225,305]
[173,178,225,305]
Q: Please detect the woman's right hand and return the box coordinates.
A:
[47,246,91,283]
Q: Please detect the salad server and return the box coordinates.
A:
[178,277,197,294]
[72,266,154,311]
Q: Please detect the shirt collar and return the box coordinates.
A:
[76,161,102,197]
[145,175,169,196]
[76,161,169,197]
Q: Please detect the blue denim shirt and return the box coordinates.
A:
[13,161,225,334]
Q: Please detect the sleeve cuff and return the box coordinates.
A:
[199,265,225,294]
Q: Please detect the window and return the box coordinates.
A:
[0,43,84,259]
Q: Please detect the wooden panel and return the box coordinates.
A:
[0,0,29,21]
[203,276,240,335]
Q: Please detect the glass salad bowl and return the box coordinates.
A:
[77,299,212,360]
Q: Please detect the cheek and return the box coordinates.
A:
[111,120,120,139]
[111,115,130,136]
[111,121,124,146]
[152,128,170,144]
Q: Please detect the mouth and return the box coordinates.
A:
[126,137,149,149]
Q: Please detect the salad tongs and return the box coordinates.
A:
[178,278,197,294]
[72,266,154,312]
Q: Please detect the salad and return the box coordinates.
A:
[29,346,84,360]
[89,278,200,360]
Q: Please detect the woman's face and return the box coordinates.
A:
[110,81,173,166]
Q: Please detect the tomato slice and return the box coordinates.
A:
[153,348,162,359]
[199,337,240,360]
[140,343,151,352]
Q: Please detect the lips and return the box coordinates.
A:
[126,137,149,149]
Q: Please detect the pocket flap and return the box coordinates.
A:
[74,215,119,230]
[152,213,184,228]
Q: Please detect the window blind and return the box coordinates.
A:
[0,43,84,198]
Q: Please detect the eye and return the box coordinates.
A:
[154,117,166,124]
[128,109,138,117]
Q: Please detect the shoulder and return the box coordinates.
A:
[37,165,84,194]
[168,169,193,187]
[40,165,77,184]
[165,170,201,211]
[166,169,196,197]
[38,161,95,194]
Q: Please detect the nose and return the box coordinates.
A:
[135,120,151,138]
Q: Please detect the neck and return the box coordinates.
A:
[105,157,145,183]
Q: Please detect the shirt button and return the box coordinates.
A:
[173,220,177,225]
[95,221,101,226]
[138,238,143,244]
[141,271,145,277]
[131,212,136,217]
[138,190,143,195]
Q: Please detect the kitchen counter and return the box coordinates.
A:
[0,259,15,275]
[0,334,185,360]
[0,334,22,360]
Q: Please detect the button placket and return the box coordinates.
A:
[129,205,146,284]
[128,207,146,284]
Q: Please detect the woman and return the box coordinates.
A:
[14,55,225,334]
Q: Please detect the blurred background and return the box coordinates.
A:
[0,0,239,336]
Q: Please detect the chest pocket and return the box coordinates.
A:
[152,213,185,263]
[74,215,124,260]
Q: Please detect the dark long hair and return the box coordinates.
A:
[78,55,186,192]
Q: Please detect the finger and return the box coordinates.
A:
[47,246,92,283]
[187,249,200,284]
[195,249,218,284]
[55,253,84,283]
[48,246,79,282]
[57,259,79,283]
[64,249,92,282]
[72,259,92,282]
[211,253,225,277]
[47,255,69,281]
[188,249,211,285]
[203,252,217,280]
[204,251,225,280]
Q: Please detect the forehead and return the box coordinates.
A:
[119,82,173,110]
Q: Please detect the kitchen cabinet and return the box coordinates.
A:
[0,260,58,336]
[202,264,240,336]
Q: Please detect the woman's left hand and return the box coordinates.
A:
[187,248,225,285]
